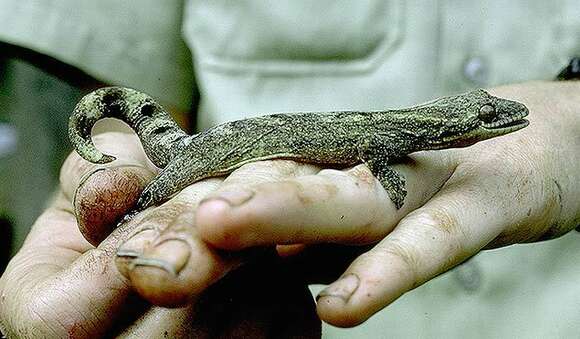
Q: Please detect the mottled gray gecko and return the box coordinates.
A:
[69,87,528,210]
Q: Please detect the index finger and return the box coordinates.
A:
[196,151,458,250]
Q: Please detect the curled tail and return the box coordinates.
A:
[69,87,189,168]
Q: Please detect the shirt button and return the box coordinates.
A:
[0,123,18,158]
[463,57,489,85]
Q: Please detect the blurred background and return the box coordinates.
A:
[1,2,580,338]
[0,47,89,273]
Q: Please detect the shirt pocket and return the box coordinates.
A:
[183,0,404,75]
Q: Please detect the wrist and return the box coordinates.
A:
[542,81,580,237]
[492,81,580,239]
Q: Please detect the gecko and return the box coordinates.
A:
[69,87,529,211]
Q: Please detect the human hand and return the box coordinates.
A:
[0,130,320,338]
[184,81,580,327]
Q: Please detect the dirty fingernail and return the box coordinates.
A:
[317,274,360,303]
[117,229,157,257]
[201,189,254,207]
[131,239,191,276]
[73,168,106,208]
[116,229,157,278]
[75,165,154,246]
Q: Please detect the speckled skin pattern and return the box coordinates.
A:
[69,87,529,210]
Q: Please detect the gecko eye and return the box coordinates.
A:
[478,104,496,122]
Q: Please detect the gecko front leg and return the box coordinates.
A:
[359,138,408,209]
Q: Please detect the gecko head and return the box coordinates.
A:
[426,89,529,149]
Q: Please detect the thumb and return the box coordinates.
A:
[61,131,157,245]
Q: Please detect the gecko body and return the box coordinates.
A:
[69,87,529,210]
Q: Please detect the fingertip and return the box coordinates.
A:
[129,265,194,307]
[126,239,198,307]
[316,298,366,328]
[196,199,249,250]
[115,228,158,278]
[316,283,382,328]
[315,273,368,327]
[126,235,231,307]
[315,249,416,328]
[75,166,153,246]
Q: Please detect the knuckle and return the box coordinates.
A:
[139,202,188,230]
[196,207,247,250]
[197,216,250,250]
[230,159,305,183]
[298,177,338,202]
[418,208,467,254]
[268,159,304,175]
[319,167,379,201]
[408,208,463,237]
[396,209,468,273]
[345,164,379,190]
[344,224,383,244]
[175,179,221,204]
[107,198,195,249]
[255,178,319,207]
[374,239,421,288]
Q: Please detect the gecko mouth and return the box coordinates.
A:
[483,117,529,133]
[441,109,530,148]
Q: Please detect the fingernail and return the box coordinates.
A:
[316,274,360,303]
[73,168,106,209]
[200,189,254,207]
[116,229,157,257]
[130,239,191,276]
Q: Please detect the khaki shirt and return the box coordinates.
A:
[1,0,580,337]
[0,0,194,111]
